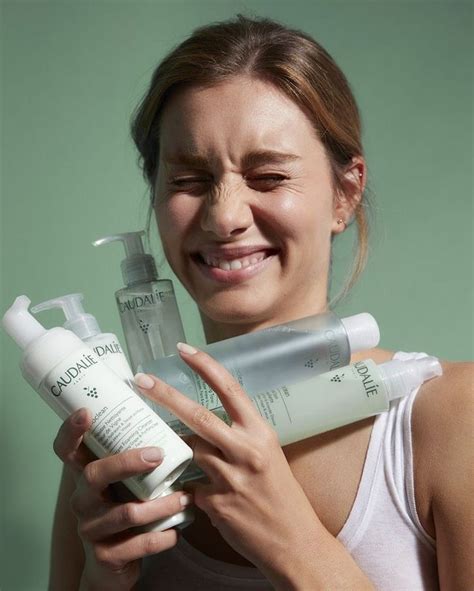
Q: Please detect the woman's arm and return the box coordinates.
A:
[135,347,375,590]
[414,361,474,590]
[49,466,85,590]
[47,409,190,591]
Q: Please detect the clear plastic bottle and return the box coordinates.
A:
[139,311,380,423]
[2,295,193,500]
[175,355,442,482]
[93,231,186,372]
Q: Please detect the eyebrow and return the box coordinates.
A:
[163,149,301,169]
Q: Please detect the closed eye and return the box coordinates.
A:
[247,175,288,191]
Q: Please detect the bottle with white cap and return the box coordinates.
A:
[93,231,186,373]
[171,355,443,477]
[31,293,134,381]
[2,295,193,501]
[139,311,381,423]
[30,293,194,530]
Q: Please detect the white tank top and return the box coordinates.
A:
[138,352,438,590]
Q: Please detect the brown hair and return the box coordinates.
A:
[131,14,371,304]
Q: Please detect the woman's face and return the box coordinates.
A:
[155,76,348,327]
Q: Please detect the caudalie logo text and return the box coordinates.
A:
[94,341,123,357]
[119,291,167,313]
[50,353,98,397]
[354,361,380,397]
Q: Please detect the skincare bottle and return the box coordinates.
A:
[31,293,133,381]
[139,312,380,423]
[31,293,194,529]
[2,295,193,501]
[93,231,186,372]
[171,356,443,448]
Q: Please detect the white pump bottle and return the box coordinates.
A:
[2,296,193,501]
[31,293,134,380]
[30,293,194,530]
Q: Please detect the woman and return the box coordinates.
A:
[49,15,473,590]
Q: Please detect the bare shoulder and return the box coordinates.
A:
[411,359,473,535]
[412,359,473,460]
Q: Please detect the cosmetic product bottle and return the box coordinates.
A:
[171,356,442,449]
[139,311,380,423]
[93,231,186,372]
[31,293,194,529]
[31,293,133,381]
[2,295,193,501]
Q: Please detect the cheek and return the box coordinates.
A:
[155,199,198,261]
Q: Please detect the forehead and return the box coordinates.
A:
[158,76,323,163]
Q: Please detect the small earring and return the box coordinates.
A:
[336,218,346,230]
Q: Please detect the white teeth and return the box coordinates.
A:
[201,252,269,270]
[230,260,242,270]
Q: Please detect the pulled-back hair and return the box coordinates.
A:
[131,14,371,303]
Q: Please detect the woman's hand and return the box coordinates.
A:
[134,345,325,587]
[53,409,191,591]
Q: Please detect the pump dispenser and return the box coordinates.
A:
[2,295,193,500]
[93,231,186,372]
[31,293,133,381]
[140,311,380,423]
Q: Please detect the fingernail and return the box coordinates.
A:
[180,494,193,507]
[134,373,155,389]
[73,409,86,425]
[142,447,164,463]
[177,342,198,355]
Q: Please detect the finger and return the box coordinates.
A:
[176,343,262,427]
[134,373,238,459]
[93,529,178,571]
[186,435,228,481]
[80,447,165,497]
[53,408,96,472]
[79,491,193,541]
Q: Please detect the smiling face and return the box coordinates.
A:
[154,76,352,333]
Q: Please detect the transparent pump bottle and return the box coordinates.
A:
[93,231,186,373]
[140,311,380,423]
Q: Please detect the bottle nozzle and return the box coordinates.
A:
[380,355,443,402]
[31,293,101,340]
[93,231,146,257]
[93,231,158,286]
[2,295,47,350]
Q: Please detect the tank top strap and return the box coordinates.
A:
[338,351,436,551]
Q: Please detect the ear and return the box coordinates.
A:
[332,157,366,235]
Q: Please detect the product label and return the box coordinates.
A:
[193,366,244,409]
[90,396,169,454]
[93,339,123,358]
[324,329,343,370]
[353,360,380,397]
[118,288,173,314]
[39,346,175,454]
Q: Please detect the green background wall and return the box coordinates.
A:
[1,1,472,588]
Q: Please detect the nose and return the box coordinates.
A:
[200,181,253,238]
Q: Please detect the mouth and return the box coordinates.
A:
[191,247,279,283]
